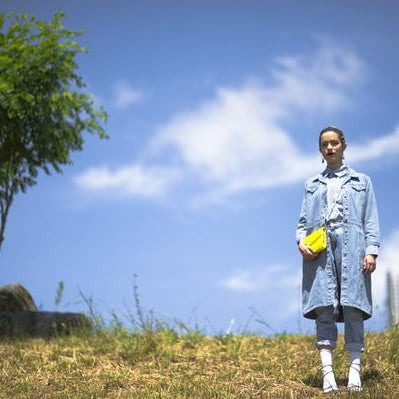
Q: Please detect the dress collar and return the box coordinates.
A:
[312,165,358,185]
[323,164,348,178]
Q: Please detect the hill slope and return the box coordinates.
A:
[0,327,398,398]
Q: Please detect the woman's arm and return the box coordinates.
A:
[296,185,317,261]
[363,177,380,275]
[296,187,308,244]
[363,177,380,255]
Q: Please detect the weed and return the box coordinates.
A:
[54,280,64,311]
[77,286,105,331]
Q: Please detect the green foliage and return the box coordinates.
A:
[54,281,64,310]
[78,286,105,332]
[385,324,399,367]
[0,11,107,253]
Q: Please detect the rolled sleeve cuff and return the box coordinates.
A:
[366,245,379,257]
[296,231,307,244]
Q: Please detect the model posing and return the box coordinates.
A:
[296,126,380,393]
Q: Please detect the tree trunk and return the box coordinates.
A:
[0,192,13,256]
[0,208,8,255]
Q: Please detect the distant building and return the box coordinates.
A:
[387,272,399,326]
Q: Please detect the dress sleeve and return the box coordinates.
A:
[296,185,308,244]
[363,177,380,252]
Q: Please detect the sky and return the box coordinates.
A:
[1,0,399,335]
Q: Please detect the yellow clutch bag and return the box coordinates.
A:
[303,226,327,254]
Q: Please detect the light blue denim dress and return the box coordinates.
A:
[296,166,380,321]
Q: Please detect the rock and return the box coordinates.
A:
[0,311,93,338]
[0,283,92,337]
[0,283,37,311]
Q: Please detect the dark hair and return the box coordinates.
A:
[319,125,346,147]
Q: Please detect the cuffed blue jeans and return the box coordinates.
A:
[315,225,365,352]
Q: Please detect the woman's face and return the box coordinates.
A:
[319,131,346,169]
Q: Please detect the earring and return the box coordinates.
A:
[322,157,325,163]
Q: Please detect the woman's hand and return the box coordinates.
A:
[364,254,377,275]
[298,239,318,261]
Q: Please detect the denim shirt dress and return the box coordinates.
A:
[296,166,380,320]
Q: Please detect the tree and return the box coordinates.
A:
[0,12,107,256]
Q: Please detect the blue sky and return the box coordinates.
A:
[1,0,399,335]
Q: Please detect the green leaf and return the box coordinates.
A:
[0,11,108,255]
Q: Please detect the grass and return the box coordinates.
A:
[0,325,398,398]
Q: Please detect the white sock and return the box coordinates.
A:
[348,351,362,390]
[320,348,338,392]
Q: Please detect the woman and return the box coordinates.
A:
[296,126,380,393]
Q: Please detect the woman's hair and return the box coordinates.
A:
[318,125,346,147]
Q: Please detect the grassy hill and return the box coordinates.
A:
[0,324,398,398]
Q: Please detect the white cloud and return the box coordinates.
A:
[346,125,399,163]
[221,264,300,293]
[148,45,368,203]
[372,229,399,315]
[74,165,180,197]
[221,265,302,323]
[113,80,144,109]
[153,86,302,186]
[267,45,364,113]
[75,44,398,202]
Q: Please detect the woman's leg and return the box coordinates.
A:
[316,306,339,392]
[332,226,364,390]
[315,227,342,392]
[316,306,338,349]
[343,306,364,390]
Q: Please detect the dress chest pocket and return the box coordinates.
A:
[306,183,320,195]
[306,183,324,224]
[350,182,367,201]
[349,182,367,213]
[351,182,366,192]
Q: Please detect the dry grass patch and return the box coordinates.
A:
[0,327,398,398]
